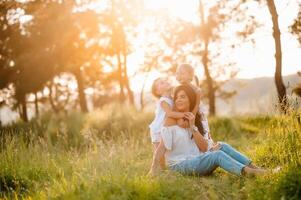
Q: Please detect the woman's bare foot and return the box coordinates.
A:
[248,163,260,169]
[243,166,267,176]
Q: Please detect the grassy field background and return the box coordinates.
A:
[0,104,300,199]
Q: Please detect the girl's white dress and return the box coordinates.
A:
[149,96,173,143]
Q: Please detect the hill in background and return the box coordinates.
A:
[216,74,301,115]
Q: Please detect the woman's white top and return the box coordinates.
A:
[149,96,173,135]
[161,125,202,166]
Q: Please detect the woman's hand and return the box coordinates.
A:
[210,143,221,151]
[184,112,195,127]
[177,118,189,128]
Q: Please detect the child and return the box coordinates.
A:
[149,77,190,150]
[176,63,215,150]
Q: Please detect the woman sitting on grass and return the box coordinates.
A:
[149,84,268,177]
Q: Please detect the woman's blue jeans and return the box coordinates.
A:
[170,142,251,176]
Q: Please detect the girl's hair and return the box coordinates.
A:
[194,75,200,86]
[151,78,161,98]
[173,84,204,136]
[177,63,194,75]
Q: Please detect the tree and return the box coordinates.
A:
[154,0,254,116]
[266,0,288,113]
[0,2,18,118]
[23,1,103,113]
[104,0,141,105]
[199,0,215,115]
[197,0,263,115]
[0,1,57,121]
[0,1,104,119]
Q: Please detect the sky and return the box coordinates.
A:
[232,0,301,79]
[127,0,301,92]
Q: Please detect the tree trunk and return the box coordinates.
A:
[74,68,88,112]
[203,39,216,116]
[34,92,39,117]
[117,53,125,102]
[48,83,59,113]
[267,0,287,113]
[140,63,153,110]
[140,78,147,111]
[199,0,216,116]
[122,52,134,105]
[20,94,28,122]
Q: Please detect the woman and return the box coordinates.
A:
[149,85,267,176]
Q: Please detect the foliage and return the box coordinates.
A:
[290,5,301,44]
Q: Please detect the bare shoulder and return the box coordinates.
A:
[164,117,177,126]
[188,84,200,93]
[192,84,201,92]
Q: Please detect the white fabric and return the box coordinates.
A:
[198,105,214,150]
[161,125,202,166]
[149,96,173,143]
[199,105,210,134]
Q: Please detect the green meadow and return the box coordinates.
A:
[0,105,300,200]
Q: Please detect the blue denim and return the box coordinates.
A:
[170,142,251,176]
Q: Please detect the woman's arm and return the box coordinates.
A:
[186,112,208,152]
[191,128,208,152]
[149,139,167,176]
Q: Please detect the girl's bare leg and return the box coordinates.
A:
[153,143,165,169]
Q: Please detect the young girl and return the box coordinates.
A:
[149,77,190,150]
[176,63,215,150]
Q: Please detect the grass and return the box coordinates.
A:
[0,104,300,199]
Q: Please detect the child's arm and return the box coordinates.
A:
[161,101,190,128]
[161,101,185,119]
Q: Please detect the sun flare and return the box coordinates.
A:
[144,0,199,23]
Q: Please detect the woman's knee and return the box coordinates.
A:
[211,150,226,159]
[218,142,230,149]
[211,150,228,164]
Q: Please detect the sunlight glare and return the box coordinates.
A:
[144,0,199,23]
